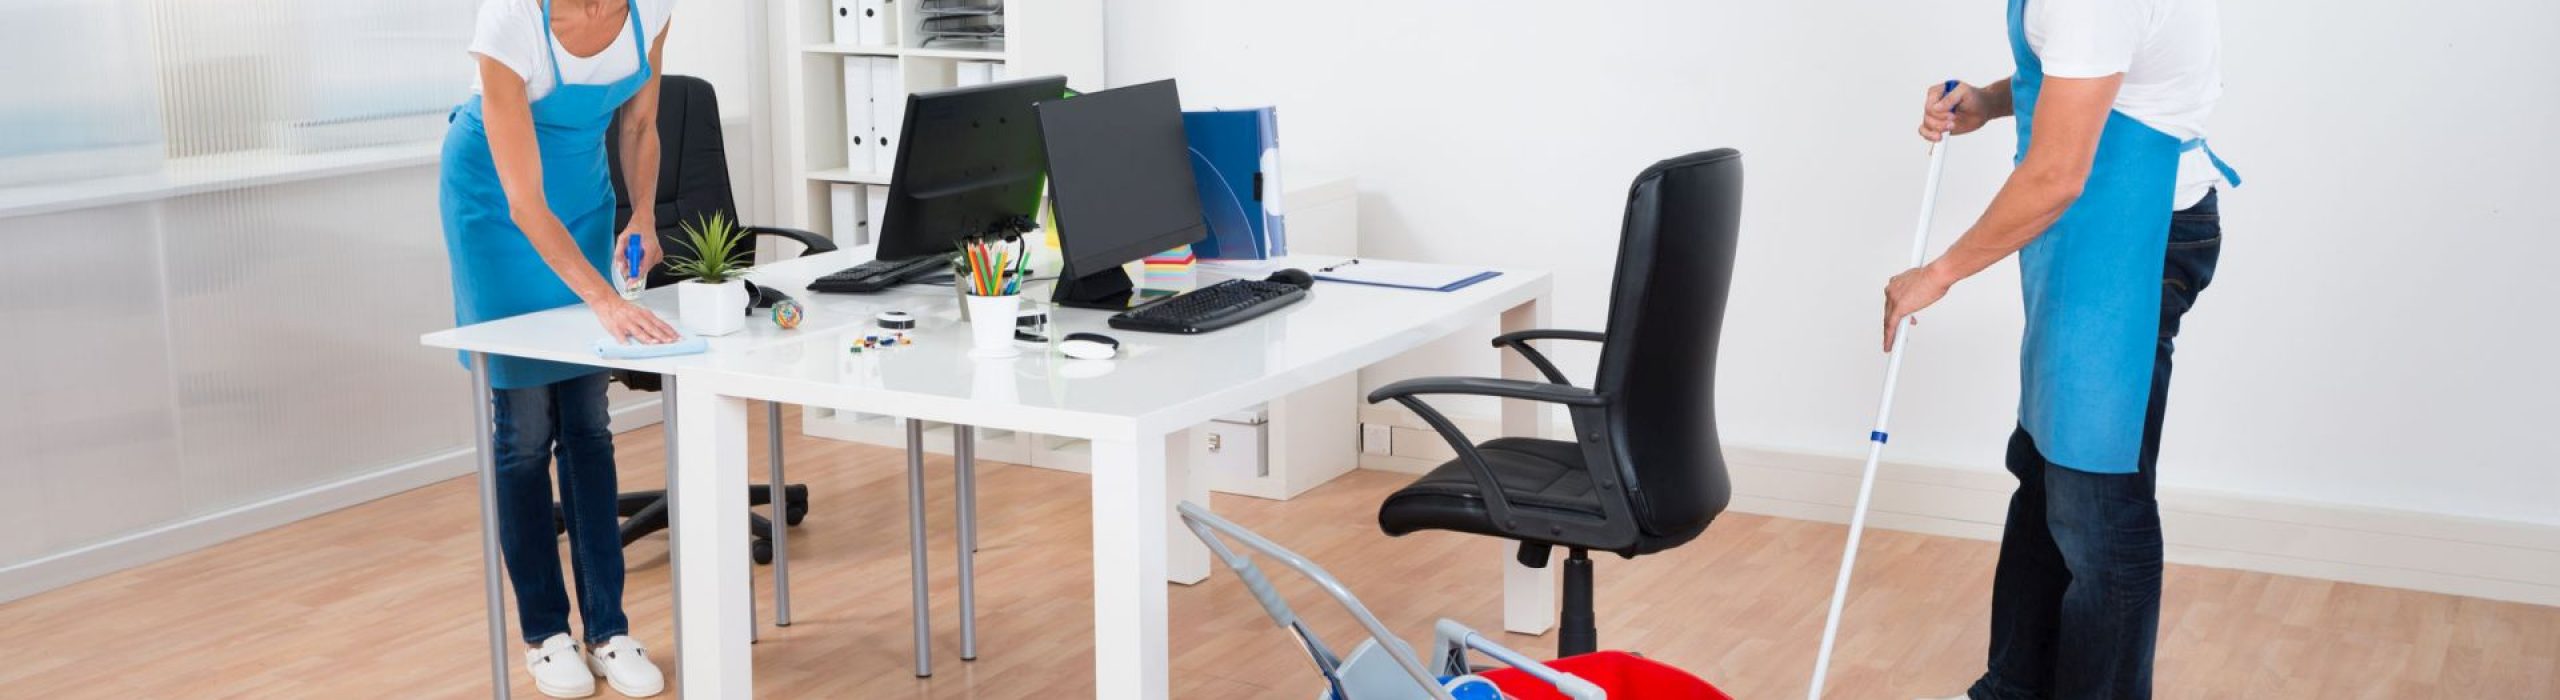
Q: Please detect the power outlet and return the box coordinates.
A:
[1361,424,1393,456]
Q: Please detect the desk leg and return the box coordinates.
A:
[954,425,978,662]
[673,383,754,698]
[767,401,791,627]
[1167,429,1210,586]
[1089,435,1172,700]
[467,354,512,700]
[662,379,684,680]
[1499,296,1560,636]
[906,419,933,678]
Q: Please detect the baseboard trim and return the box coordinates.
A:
[1356,407,2560,608]
[606,395,663,433]
[0,447,477,604]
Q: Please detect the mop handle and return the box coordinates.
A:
[1806,79,1960,700]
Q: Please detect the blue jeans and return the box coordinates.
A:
[1970,191,2220,699]
[491,371,630,645]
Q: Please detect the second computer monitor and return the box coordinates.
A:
[875,75,1070,262]
[1038,79,1207,308]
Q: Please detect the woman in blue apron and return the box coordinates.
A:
[440,0,677,696]
[1883,0,2240,697]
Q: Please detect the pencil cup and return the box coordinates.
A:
[964,293,1022,358]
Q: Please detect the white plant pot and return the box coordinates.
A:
[678,279,749,336]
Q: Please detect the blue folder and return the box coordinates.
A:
[1183,107,1286,260]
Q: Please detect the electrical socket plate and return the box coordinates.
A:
[1361,424,1393,456]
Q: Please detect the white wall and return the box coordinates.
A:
[664,0,757,122]
[1107,1,2560,528]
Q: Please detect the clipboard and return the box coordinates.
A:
[1312,259,1502,292]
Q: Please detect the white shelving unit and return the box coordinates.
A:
[769,0,1103,246]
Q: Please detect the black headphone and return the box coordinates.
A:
[741,280,795,313]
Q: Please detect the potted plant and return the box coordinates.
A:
[664,212,754,336]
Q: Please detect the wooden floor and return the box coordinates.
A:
[3,408,2554,699]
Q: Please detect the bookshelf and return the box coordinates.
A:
[770,0,1103,249]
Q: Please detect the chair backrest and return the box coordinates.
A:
[607,74,742,287]
[1591,149,1740,548]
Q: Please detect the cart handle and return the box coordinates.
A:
[1178,502,1456,700]
[1432,619,1608,700]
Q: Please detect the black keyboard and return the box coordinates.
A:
[808,256,947,294]
[1109,279,1307,334]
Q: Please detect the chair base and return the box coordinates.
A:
[1521,543,1598,658]
[1560,548,1595,657]
[552,485,809,565]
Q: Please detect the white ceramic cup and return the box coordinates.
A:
[963,294,1023,358]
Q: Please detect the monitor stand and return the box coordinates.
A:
[1051,265,1137,310]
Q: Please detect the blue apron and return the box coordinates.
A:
[2007,0,2240,474]
[440,0,652,389]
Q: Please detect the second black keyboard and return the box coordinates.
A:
[1108,279,1307,334]
[808,255,947,294]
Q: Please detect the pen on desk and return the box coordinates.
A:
[1320,258,1361,273]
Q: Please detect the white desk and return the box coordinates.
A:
[423,250,1560,698]
[672,255,1556,699]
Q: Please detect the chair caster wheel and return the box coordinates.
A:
[785,505,809,526]
[752,540,774,565]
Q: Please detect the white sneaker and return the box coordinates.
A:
[525,634,597,698]
[586,635,665,697]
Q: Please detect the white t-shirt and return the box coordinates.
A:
[470,0,674,103]
[2026,0,2226,208]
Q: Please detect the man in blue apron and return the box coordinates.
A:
[441,0,680,696]
[1883,0,2239,697]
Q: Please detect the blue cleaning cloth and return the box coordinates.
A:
[593,333,709,359]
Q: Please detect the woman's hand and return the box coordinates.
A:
[1920,81,1996,142]
[1882,262,1956,351]
[616,228,664,281]
[596,296,680,345]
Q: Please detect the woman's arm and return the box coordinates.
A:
[614,24,672,273]
[1882,73,2123,350]
[478,55,677,343]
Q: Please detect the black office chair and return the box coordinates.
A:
[1371,149,1741,658]
[591,74,833,565]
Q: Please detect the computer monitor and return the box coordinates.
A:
[1036,79,1208,309]
[874,75,1071,262]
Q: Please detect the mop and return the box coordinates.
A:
[1806,80,1960,700]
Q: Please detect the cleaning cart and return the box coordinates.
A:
[1177,502,1728,700]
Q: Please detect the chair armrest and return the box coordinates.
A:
[1491,329,1605,346]
[1367,377,1607,531]
[1367,376,1604,407]
[745,225,839,255]
[1489,329,1605,386]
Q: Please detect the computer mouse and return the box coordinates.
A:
[1265,268,1315,290]
[1058,332,1120,360]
